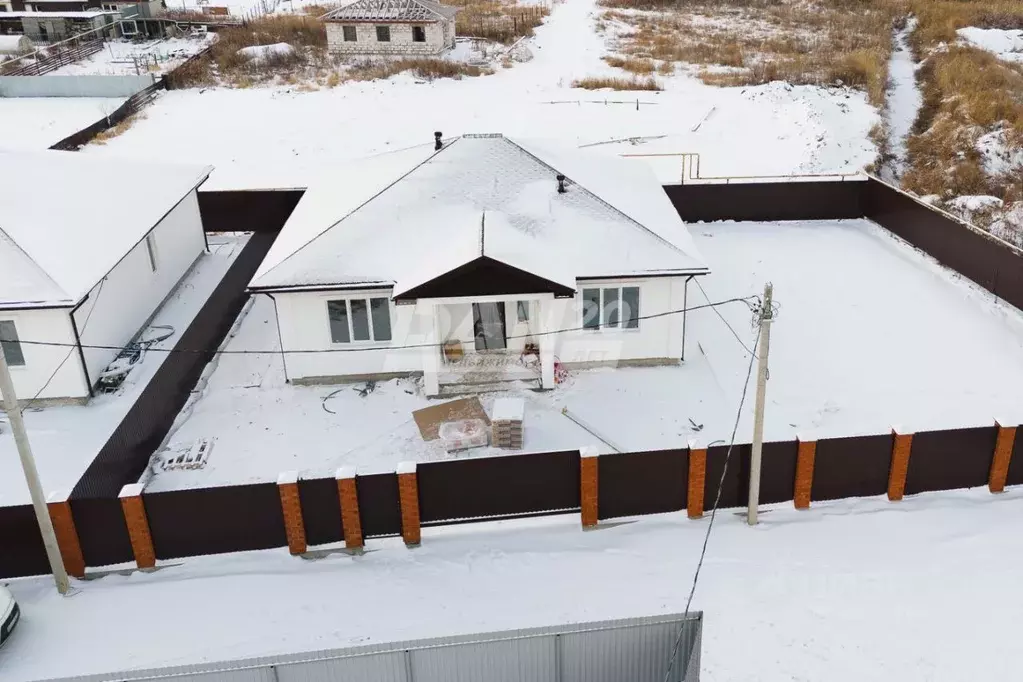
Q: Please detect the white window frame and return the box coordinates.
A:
[0,319,26,367]
[326,296,393,346]
[580,284,641,331]
[145,232,158,272]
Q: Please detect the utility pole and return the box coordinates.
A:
[747,282,774,527]
[0,344,71,595]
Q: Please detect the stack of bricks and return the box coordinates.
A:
[491,397,524,449]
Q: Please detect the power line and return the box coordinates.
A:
[693,276,757,358]
[662,327,761,682]
[2,296,759,357]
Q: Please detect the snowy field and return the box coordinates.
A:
[0,98,125,151]
[0,236,247,508]
[958,26,1023,63]
[148,218,1023,492]
[80,0,878,189]
[4,487,1023,682]
[44,37,215,77]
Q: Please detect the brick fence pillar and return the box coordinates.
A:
[118,483,156,570]
[397,462,421,546]
[793,436,817,510]
[989,420,1017,494]
[687,440,706,519]
[336,467,363,550]
[580,446,599,528]
[46,491,85,578]
[888,428,913,502]
[277,471,306,555]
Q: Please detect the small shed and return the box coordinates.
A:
[322,0,458,57]
[0,34,32,55]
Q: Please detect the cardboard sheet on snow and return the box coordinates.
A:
[413,397,490,441]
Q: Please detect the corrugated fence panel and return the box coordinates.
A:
[0,504,49,578]
[1008,426,1023,487]
[904,425,998,495]
[559,621,688,682]
[70,497,134,568]
[411,634,556,682]
[161,668,277,682]
[703,440,797,509]
[760,439,799,504]
[812,433,893,501]
[298,477,343,547]
[145,483,287,560]
[597,448,687,520]
[278,652,407,682]
[418,450,581,524]
[662,180,864,223]
[357,473,402,538]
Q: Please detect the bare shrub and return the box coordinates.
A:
[572,75,663,90]
[346,57,488,81]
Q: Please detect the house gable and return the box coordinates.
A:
[395,256,576,301]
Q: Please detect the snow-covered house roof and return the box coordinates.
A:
[321,0,458,23]
[0,150,212,309]
[249,134,708,297]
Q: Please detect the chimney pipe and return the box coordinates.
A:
[556,174,567,194]
[434,131,443,151]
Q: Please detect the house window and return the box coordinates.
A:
[375,25,390,42]
[581,286,640,330]
[412,25,426,42]
[0,320,25,367]
[145,233,158,272]
[516,300,529,322]
[327,297,392,344]
[342,25,357,41]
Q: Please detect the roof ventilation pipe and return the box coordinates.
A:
[556,174,567,194]
[434,131,443,151]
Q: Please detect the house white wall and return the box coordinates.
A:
[325,19,452,56]
[272,275,689,383]
[75,190,206,392]
[0,308,87,400]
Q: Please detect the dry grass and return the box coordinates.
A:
[346,58,489,81]
[91,113,145,144]
[602,54,656,74]
[450,0,550,44]
[572,75,663,90]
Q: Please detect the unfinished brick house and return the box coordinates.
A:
[322,0,457,57]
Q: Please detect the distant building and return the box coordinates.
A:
[0,10,118,41]
[322,0,458,57]
[4,0,164,17]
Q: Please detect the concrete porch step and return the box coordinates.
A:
[438,378,542,397]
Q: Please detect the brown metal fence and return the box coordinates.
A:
[69,497,135,569]
[356,473,403,538]
[598,448,687,520]
[0,504,49,578]
[297,477,343,547]
[811,433,893,501]
[904,426,998,496]
[662,180,865,223]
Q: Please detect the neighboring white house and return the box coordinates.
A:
[0,150,212,404]
[322,0,457,57]
[248,133,709,397]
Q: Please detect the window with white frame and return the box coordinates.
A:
[0,320,25,366]
[327,297,392,343]
[145,232,158,272]
[581,286,640,330]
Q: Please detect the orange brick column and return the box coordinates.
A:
[278,472,307,555]
[989,420,1017,493]
[119,483,156,570]
[793,437,817,510]
[336,467,363,550]
[46,491,85,578]
[580,446,599,528]
[687,440,707,519]
[397,462,421,546]
[888,429,913,502]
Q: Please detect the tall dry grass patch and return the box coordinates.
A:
[573,75,663,90]
[449,0,550,43]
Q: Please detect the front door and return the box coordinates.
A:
[472,302,507,350]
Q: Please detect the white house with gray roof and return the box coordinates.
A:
[248,133,709,397]
[321,0,457,57]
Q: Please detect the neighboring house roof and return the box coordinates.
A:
[0,150,212,309]
[1,10,120,17]
[321,0,458,23]
[249,134,709,295]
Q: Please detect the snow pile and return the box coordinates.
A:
[236,42,296,63]
[957,27,1023,62]
[976,126,1023,176]
[990,203,1023,248]
[946,194,1003,214]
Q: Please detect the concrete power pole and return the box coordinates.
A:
[747,282,774,527]
[0,344,71,595]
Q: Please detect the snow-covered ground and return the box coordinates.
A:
[148,218,1023,492]
[958,26,1023,63]
[80,0,878,189]
[43,37,215,77]
[883,17,921,181]
[3,486,1023,682]
[0,98,125,151]
[0,236,248,508]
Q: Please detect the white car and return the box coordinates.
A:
[0,586,19,648]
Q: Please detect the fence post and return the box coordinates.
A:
[687,440,706,519]
[397,462,421,547]
[46,491,85,578]
[580,446,599,528]
[119,483,156,570]
[989,419,1017,493]
[887,427,913,502]
[277,471,307,555]
[793,435,816,510]
[336,467,363,550]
